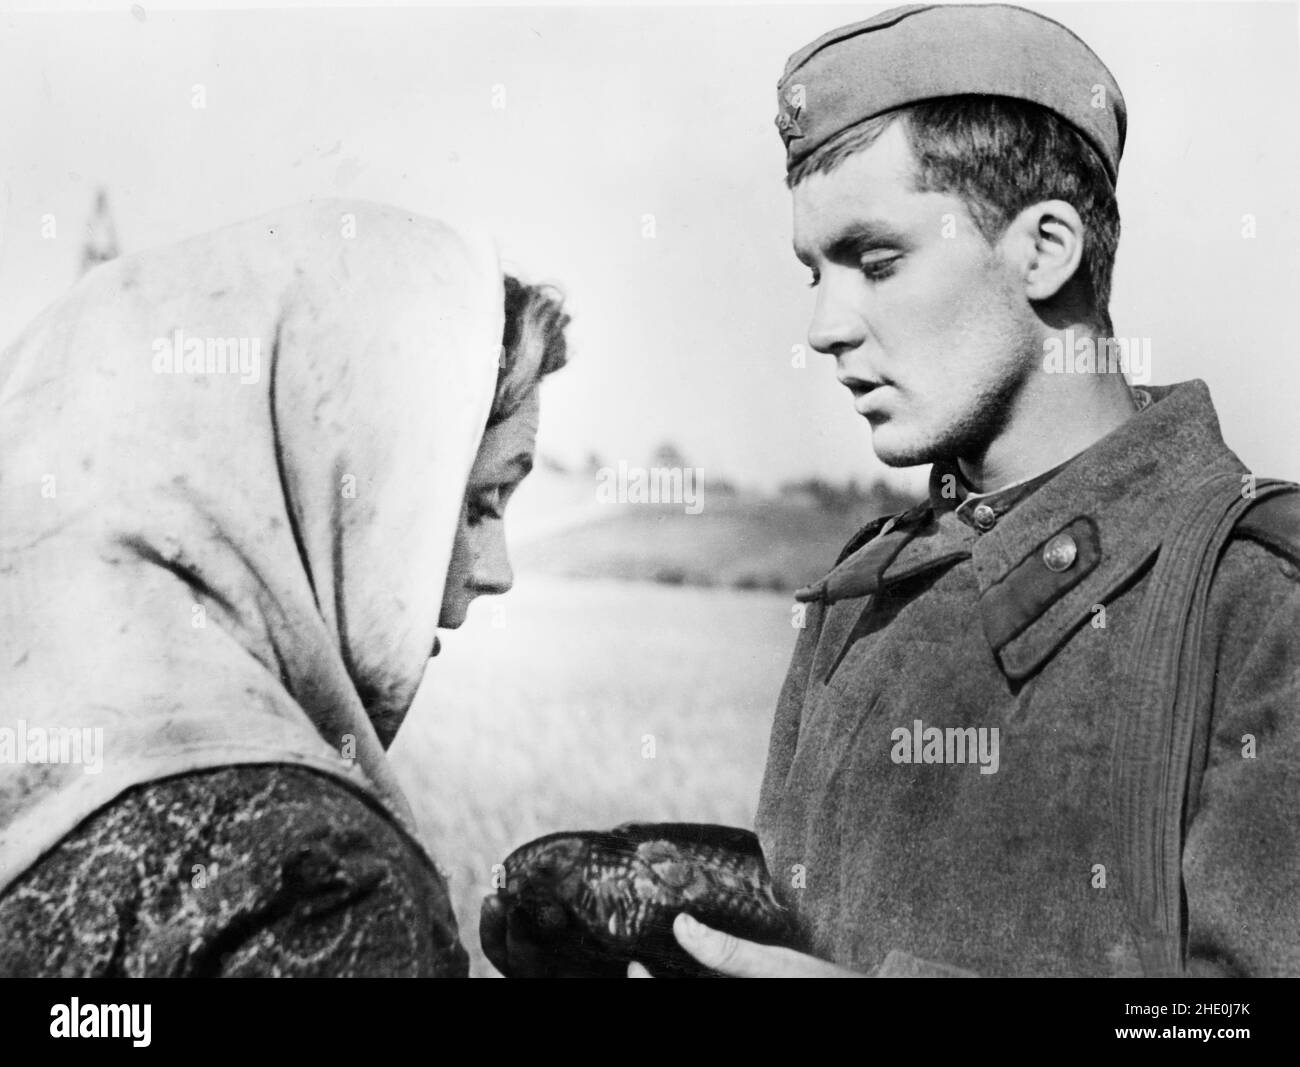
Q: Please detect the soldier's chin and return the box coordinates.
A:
[868,424,933,468]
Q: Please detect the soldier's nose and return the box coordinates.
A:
[807,289,867,357]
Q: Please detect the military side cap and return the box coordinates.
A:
[776,4,1127,185]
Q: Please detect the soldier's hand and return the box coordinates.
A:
[627,913,865,978]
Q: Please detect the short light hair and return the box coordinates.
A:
[788,97,1121,331]
[492,276,570,427]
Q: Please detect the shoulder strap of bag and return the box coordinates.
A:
[1235,488,1300,568]
[1113,475,1300,977]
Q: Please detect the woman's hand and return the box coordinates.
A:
[628,913,865,978]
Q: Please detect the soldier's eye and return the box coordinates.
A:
[860,255,900,282]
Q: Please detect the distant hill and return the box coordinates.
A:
[508,466,921,593]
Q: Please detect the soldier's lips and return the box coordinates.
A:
[840,374,888,400]
[851,383,893,416]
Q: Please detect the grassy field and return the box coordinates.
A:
[388,573,797,977]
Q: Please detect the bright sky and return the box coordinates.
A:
[1,2,1297,490]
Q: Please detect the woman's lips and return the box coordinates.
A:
[431,634,442,657]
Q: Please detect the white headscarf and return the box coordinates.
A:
[0,199,501,892]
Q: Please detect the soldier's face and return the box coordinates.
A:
[792,122,1039,467]
[437,389,539,635]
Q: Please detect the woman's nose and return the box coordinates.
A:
[471,526,514,596]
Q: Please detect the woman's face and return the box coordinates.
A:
[437,388,540,634]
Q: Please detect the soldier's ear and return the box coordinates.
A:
[1002,200,1086,303]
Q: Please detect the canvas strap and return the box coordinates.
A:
[1113,474,1299,976]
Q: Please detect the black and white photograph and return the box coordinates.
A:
[0,0,1297,1022]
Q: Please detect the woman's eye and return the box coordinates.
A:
[467,486,506,526]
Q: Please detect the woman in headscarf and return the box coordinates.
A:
[0,199,569,977]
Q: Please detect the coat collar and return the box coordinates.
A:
[801,380,1249,680]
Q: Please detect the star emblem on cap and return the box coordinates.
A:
[776,82,806,142]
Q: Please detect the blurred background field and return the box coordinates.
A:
[506,459,919,590]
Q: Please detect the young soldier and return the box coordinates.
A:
[640,4,1300,978]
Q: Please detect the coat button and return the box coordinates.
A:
[972,503,997,531]
[1042,533,1078,572]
